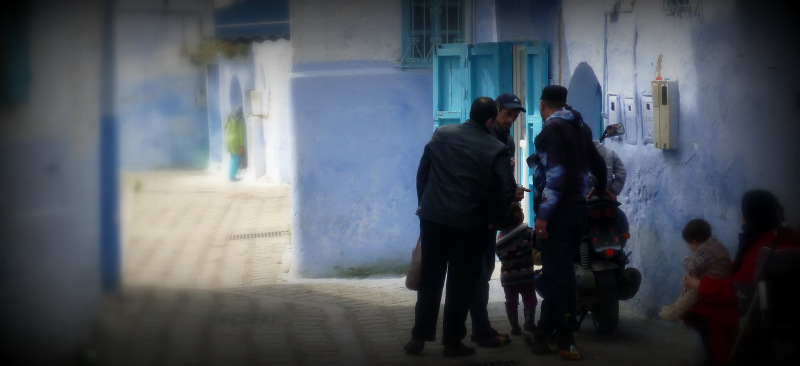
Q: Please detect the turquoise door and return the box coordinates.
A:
[433,41,548,219]
[433,42,513,130]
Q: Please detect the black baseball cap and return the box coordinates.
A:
[540,85,568,104]
[496,93,526,113]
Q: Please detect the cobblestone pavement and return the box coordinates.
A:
[89,171,701,366]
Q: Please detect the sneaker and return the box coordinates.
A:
[403,339,424,354]
[559,344,582,361]
[470,327,510,341]
[442,342,475,357]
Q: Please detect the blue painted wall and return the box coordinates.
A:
[291,61,432,277]
[117,76,209,170]
[116,11,210,171]
[0,1,105,360]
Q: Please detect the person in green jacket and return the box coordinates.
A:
[224,105,246,182]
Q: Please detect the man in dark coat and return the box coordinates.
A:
[404,97,517,358]
[526,85,607,360]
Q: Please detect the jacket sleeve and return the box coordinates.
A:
[488,149,517,226]
[535,125,564,221]
[416,143,432,204]
[683,247,714,277]
[609,150,626,195]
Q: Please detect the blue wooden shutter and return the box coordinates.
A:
[467,42,513,102]
[433,43,468,130]
[433,42,512,131]
[524,41,549,218]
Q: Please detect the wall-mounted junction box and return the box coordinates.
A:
[651,80,678,150]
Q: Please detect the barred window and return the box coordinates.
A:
[401,0,466,69]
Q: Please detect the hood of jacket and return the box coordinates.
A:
[546,107,583,128]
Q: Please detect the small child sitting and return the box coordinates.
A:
[659,218,732,322]
[495,202,540,335]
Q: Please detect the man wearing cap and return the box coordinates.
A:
[494,93,525,167]
[468,93,528,348]
[405,97,517,358]
[525,85,607,360]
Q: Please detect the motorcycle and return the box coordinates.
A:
[535,123,642,335]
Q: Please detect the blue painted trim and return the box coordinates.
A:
[100,0,119,292]
[524,41,548,219]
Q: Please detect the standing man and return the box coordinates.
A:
[469,93,527,348]
[405,97,517,358]
[224,105,245,182]
[526,85,607,360]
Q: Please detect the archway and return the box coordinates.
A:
[567,62,603,139]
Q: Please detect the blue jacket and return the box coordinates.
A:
[527,108,606,221]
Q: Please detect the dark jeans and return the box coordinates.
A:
[469,238,497,337]
[411,219,494,346]
[536,203,587,345]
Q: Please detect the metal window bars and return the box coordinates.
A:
[401,0,465,69]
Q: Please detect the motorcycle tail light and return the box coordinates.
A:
[605,248,614,257]
[604,207,617,218]
[590,208,602,219]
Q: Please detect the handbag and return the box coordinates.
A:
[405,237,422,291]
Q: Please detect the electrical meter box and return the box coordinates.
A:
[641,94,654,145]
[622,97,637,145]
[248,90,265,117]
[651,80,678,150]
[607,93,620,126]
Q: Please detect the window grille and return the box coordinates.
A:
[401,0,465,69]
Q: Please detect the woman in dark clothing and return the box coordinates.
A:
[683,190,799,365]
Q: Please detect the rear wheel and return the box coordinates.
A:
[592,270,619,335]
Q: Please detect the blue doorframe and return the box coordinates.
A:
[523,42,548,219]
[100,0,119,292]
[206,64,222,165]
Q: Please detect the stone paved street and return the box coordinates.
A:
[88,171,701,366]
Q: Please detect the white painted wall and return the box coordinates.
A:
[558,0,800,316]
[252,39,293,184]
[0,0,104,362]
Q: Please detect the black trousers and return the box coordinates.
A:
[536,203,587,345]
[411,219,494,345]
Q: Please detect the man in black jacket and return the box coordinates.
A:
[469,93,527,348]
[526,85,607,360]
[405,97,517,358]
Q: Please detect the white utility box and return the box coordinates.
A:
[651,80,678,150]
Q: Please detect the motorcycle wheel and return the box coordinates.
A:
[592,270,619,335]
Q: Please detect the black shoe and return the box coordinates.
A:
[489,328,510,339]
[404,339,424,354]
[443,342,475,357]
[474,334,511,348]
[528,331,558,355]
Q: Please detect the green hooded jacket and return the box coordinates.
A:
[224,109,245,154]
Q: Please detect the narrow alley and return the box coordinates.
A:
[88,171,699,366]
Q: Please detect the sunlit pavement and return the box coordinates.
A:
[88,171,700,366]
